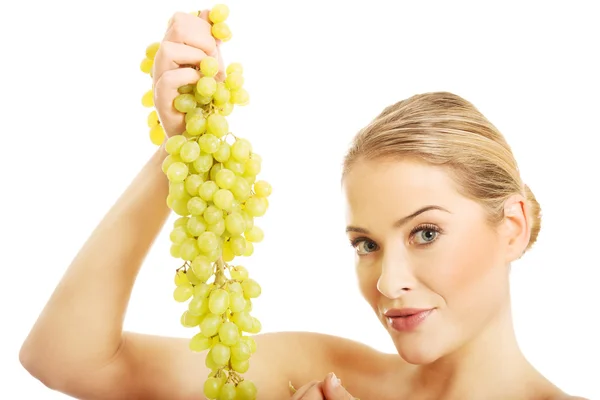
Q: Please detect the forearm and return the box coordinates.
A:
[20,145,170,377]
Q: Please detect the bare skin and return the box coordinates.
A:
[19,10,587,400]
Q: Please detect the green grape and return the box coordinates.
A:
[207,113,229,138]
[212,22,231,41]
[231,178,251,202]
[244,226,264,243]
[232,358,250,373]
[229,292,246,313]
[187,197,207,216]
[171,195,192,217]
[184,174,204,196]
[181,310,201,327]
[146,42,160,59]
[208,217,226,235]
[141,89,154,107]
[242,212,254,230]
[197,76,217,97]
[231,139,251,162]
[180,141,201,163]
[229,235,247,256]
[193,152,214,173]
[180,237,201,261]
[209,4,229,23]
[245,158,261,176]
[195,282,213,298]
[149,124,165,145]
[185,107,204,122]
[213,142,231,163]
[140,57,153,74]
[222,242,235,262]
[197,231,219,253]
[195,91,213,105]
[169,226,188,244]
[200,313,222,337]
[198,134,220,153]
[253,180,272,197]
[211,343,231,366]
[232,311,253,332]
[226,62,243,75]
[200,56,219,77]
[244,240,255,256]
[213,82,231,105]
[203,206,223,226]
[217,102,234,116]
[242,336,257,353]
[209,288,230,314]
[225,159,245,175]
[147,110,159,127]
[231,341,251,361]
[191,255,213,281]
[170,243,181,258]
[242,279,261,299]
[230,88,250,106]
[190,332,212,352]
[174,93,197,113]
[186,115,207,136]
[178,84,195,94]
[199,181,219,202]
[203,377,222,399]
[162,154,181,174]
[218,321,240,346]
[186,215,207,236]
[244,196,267,217]
[219,383,237,400]
[231,265,249,281]
[215,169,236,189]
[169,181,187,199]
[174,270,189,286]
[167,162,189,183]
[225,213,246,236]
[174,216,189,228]
[213,189,234,211]
[236,380,257,400]
[188,296,205,315]
[225,72,244,91]
[173,284,193,302]
[248,317,262,334]
[165,135,187,155]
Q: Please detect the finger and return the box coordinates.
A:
[165,11,216,55]
[290,381,321,399]
[153,40,207,83]
[153,67,200,135]
[322,373,355,400]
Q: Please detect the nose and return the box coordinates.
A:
[376,249,417,299]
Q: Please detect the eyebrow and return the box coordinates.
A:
[345,205,451,234]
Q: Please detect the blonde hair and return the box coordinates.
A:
[343,91,541,253]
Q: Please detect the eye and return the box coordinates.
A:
[411,225,441,246]
[351,238,379,256]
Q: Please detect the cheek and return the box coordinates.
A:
[436,227,508,313]
[356,261,380,310]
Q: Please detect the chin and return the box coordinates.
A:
[389,331,449,365]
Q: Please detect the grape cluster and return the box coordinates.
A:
[139,5,268,399]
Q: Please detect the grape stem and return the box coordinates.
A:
[215,257,226,287]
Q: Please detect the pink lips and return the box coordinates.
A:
[384,308,434,332]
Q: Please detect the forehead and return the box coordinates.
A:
[342,158,460,224]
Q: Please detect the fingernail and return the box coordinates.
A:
[330,372,341,387]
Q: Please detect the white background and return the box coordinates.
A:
[0,1,598,398]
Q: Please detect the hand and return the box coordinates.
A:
[152,10,225,138]
[291,373,357,400]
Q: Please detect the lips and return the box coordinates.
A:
[383,308,435,332]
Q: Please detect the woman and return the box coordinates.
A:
[19,11,587,400]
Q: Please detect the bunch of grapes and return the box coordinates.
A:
[139,5,269,400]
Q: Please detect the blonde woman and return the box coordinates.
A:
[19,11,588,400]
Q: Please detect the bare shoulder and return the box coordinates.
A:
[284,331,394,395]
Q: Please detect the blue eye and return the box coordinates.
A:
[351,238,379,255]
[411,225,441,245]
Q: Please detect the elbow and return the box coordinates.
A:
[19,340,74,393]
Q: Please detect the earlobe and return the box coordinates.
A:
[501,195,531,262]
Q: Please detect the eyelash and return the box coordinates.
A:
[349,224,442,254]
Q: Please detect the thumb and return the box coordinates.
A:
[322,373,356,400]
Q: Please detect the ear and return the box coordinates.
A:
[500,194,530,262]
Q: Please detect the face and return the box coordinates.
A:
[343,158,513,365]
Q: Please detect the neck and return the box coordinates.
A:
[405,301,547,400]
